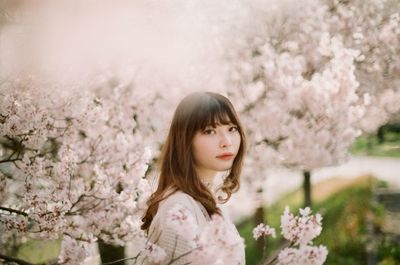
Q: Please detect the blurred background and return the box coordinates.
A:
[1,0,399,265]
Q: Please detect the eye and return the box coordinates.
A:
[229,126,238,132]
[203,128,216,135]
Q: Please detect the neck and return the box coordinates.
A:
[195,167,217,187]
[200,175,215,186]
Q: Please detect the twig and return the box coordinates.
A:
[102,252,141,265]
[262,241,294,265]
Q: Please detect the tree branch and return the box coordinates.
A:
[77,135,102,165]
[0,157,21,164]
[0,206,28,216]
[0,253,36,265]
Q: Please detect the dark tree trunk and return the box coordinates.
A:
[303,170,312,207]
[98,240,126,265]
[254,187,265,256]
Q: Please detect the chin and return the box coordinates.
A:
[214,165,232,172]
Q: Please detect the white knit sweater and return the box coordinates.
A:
[145,191,245,265]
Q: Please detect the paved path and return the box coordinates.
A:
[268,155,400,201]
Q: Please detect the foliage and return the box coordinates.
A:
[350,134,400,157]
[238,177,396,265]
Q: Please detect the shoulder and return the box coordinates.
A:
[158,191,196,213]
[152,191,208,226]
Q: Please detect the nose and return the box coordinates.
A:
[219,132,232,148]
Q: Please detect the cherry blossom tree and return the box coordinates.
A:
[322,0,400,146]
[225,0,399,210]
[0,74,159,264]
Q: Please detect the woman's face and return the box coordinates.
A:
[192,122,241,178]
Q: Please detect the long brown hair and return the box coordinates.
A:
[141,92,247,231]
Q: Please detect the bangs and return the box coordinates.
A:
[194,96,240,131]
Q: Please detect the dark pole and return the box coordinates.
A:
[303,170,312,207]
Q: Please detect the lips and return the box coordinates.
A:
[216,153,234,160]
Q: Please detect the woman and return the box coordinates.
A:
[141,92,247,265]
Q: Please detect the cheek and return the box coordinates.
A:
[233,134,241,150]
[194,139,215,157]
[192,136,211,161]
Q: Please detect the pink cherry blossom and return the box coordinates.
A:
[253,223,276,240]
[281,206,322,246]
[278,244,328,265]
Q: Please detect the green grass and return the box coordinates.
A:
[238,177,381,265]
[313,182,373,265]
[351,134,400,157]
[16,238,61,264]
